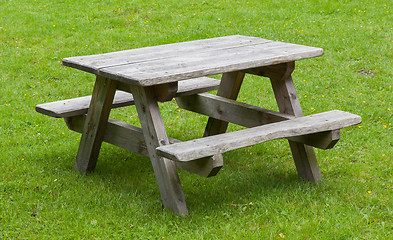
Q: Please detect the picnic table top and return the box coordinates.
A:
[62,35,324,86]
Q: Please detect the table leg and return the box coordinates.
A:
[267,62,322,182]
[74,76,117,173]
[132,85,188,215]
[201,71,245,175]
[204,71,245,136]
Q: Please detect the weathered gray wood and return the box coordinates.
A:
[36,91,133,118]
[204,71,245,136]
[65,115,221,177]
[247,64,342,150]
[36,77,220,118]
[132,85,188,215]
[62,36,323,86]
[289,130,341,150]
[174,77,220,97]
[63,36,273,73]
[263,62,322,182]
[156,110,362,162]
[154,82,178,102]
[66,115,149,155]
[176,155,223,177]
[101,42,324,86]
[177,93,340,149]
[246,63,298,78]
[201,71,245,176]
[177,93,294,128]
[74,76,117,173]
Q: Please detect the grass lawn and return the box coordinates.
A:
[1,0,393,238]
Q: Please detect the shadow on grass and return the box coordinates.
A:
[31,142,330,217]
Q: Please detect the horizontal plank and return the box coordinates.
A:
[176,93,341,149]
[100,41,323,86]
[63,35,323,86]
[176,93,294,127]
[36,91,133,118]
[36,77,220,118]
[65,115,222,177]
[289,130,341,150]
[62,35,272,73]
[156,110,362,162]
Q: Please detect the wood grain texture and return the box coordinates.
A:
[156,110,362,162]
[177,93,294,127]
[177,93,340,149]
[288,130,341,150]
[200,71,245,176]
[132,85,188,215]
[74,76,117,173]
[176,155,223,178]
[36,90,134,118]
[247,63,341,150]
[204,71,245,136]
[63,36,272,72]
[36,77,220,118]
[154,82,178,102]
[265,62,321,182]
[66,115,149,155]
[65,115,221,178]
[62,35,323,86]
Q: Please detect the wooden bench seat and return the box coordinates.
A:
[156,110,362,162]
[35,76,222,178]
[35,77,220,118]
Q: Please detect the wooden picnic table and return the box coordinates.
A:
[36,35,361,215]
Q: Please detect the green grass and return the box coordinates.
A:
[1,0,393,238]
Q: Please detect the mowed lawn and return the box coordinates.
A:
[1,0,392,239]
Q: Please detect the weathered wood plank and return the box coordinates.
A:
[36,77,220,118]
[65,115,149,155]
[132,85,188,215]
[177,93,340,149]
[177,93,294,128]
[62,35,323,86]
[62,35,273,73]
[153,82,178,102]
[100,41,323,86]
[156,110,362,162]
[74,76,117,173]
[36,91,134,118]
[65,115,221,177]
